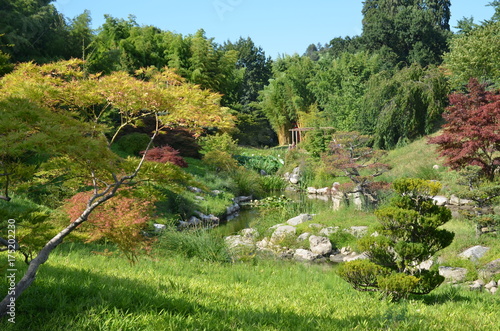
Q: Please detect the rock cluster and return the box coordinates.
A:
[225,213,369,263]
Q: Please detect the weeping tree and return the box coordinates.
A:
[360,64,449,149]
[338,178,454,301]
[0,59,233,316]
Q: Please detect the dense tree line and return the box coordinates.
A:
[1,0,499,149]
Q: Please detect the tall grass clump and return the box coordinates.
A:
[157,229,231,263]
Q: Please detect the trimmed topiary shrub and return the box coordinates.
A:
[338,178,454,301]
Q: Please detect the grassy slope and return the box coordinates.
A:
[2,136,500,330]
[1,242,499,330]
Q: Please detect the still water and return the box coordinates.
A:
[219,191,335,236]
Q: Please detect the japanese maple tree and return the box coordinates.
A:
[429,78,500,181]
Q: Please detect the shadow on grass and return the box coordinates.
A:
[0,260,438,330]
[411,285,472,306]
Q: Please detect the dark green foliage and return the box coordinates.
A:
[310,52,384,132]
[361,64,448,149]
[339,178,454,300]
[361,0,451,66]
[300,128,334,158]
[114,133,152,156]
[259,55,317,145]
[338,259,390,291]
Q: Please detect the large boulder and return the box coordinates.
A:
[438,266,468,282]
[459,245,490,261]
[287,214,313,226]
[432,195,448,206]
[225,235,255,250]
[294,249,318,261]
[309,235,332,255]
[271,225,297,243]
[225,235,256,259]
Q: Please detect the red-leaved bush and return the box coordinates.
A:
[65,191,153,261]
[140,145,188,168]
[429,78,500,180]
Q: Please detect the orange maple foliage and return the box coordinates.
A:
[65,190,154,262]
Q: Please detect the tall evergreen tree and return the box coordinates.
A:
[361,0,451,66]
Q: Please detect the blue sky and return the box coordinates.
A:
[54,0,496,59]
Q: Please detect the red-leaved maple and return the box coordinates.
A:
[429,78,500,180]
[140,145,188,168]
[65,191,153,261]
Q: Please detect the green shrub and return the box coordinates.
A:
[339,178,454,300]
[337,260,390,291]
[199,133,239,155]
[203,150,239,172]
[229,167,264,197]
[376,273,419,301]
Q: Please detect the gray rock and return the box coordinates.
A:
[432,195,448,206]
[287,213,313,226]
[449,194,472,206]
[485,280,497,289]
[188,216,201,227]
[297,232,311,241]
[289,167,301,184]
[153,223,166,233]
[459,245,490,261]
[294,249,318,261]
[309,235,332,255]
[240,228,259,239]
[307,187,317,194]
[478,259,500,279]
[234,196,252,203]
[470,282,483,291]
[316,187,329,195]
[490,287,498,295]
[225,235,255,250]
[187,186,203,194]
[343,252,369,262]
[418,259,434,271]
[439,266,468,282]
[271,225,297,243]
[226,203,240,215]
[329,254,346,263]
